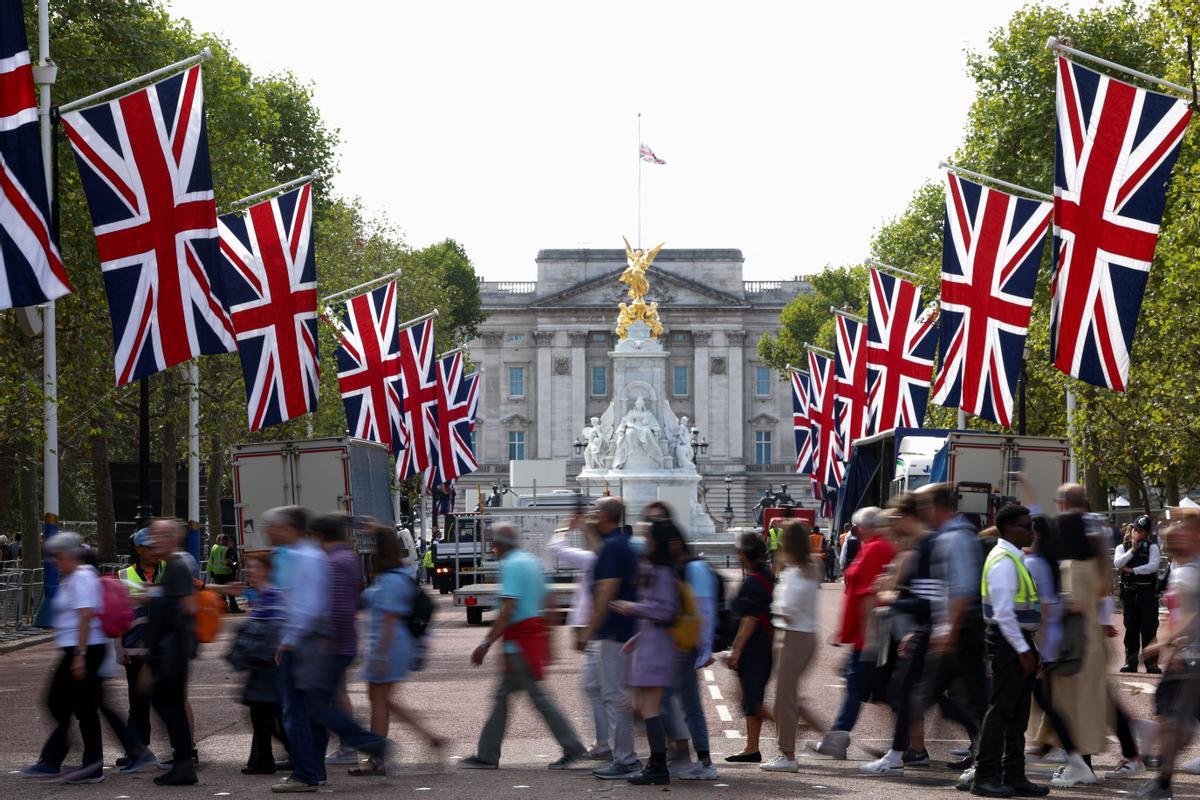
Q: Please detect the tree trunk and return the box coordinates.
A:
[90,424,116,561]
[1127,468,1149,515]
[0,441,15,536]
[206,429,224,545]
[160,371,177,518]
[19,438,38,554]
[1085,463,1106,513]
[1166,471,1181,508]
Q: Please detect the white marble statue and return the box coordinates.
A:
[582,416,609,471]
[612,394,664,469]
[672,415,694,468]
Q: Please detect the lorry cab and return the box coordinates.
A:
[890,435,946,496]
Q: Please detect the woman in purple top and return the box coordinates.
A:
[610,519,681,786]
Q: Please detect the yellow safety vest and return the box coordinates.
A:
[119,562,164,593]
[422,548,434,568]
[768,528,780,552]
[981,546,1040,630]
[209,544,231,575]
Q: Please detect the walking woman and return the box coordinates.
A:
[22,533,109,783]
[351,524,443,776]
[608,519,682,785]
[233,552,291,775]
[724,532,776,764]
[762,520,826,772]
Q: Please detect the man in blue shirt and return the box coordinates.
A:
[579,497,642,779]
[459,523,585,770]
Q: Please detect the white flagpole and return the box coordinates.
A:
[803,342,834,357]
[865,258,921,281]
[226,174,316,211]
[1066,388,1078,483]
[60,48,212,112]
[36,0,57,544]
[830,306,867,324]
[958,409,967,429]
[187,361,200,552]
[323,269,403,304]
[637,112,642,248]
[1047,36,1195,100]
[939,161,1053,202]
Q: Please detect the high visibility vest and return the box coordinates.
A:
[209,544,231,575]
[768,528,780,552]
[981,546,1041,631]
[118,563,164,651]
[422,548,434,568]
[119,562,164,594]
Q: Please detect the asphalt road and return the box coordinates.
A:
[1,578,1195,799]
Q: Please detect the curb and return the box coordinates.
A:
[0,631,56,656]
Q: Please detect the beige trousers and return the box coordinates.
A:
[773,629,824,753]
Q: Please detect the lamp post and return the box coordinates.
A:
[1018,343,1031,436]
[723,475,734,529]
[689,427,709,463]
[572,437,585,457]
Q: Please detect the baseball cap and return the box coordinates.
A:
[131,528,151,547]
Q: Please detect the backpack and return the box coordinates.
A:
[669,579,701,651]
[98,574,135,637]
[405,573,435,639]
[194,588,226,644]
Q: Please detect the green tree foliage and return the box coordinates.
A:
[759,0,1200,499]
[0,0,483,536]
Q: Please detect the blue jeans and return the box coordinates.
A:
[661,650,710,753]
[279,651,320,785]
[831,649,873,733]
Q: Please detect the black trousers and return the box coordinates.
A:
[247,702,289,769]
[124,657,152,748]
[888,632,929,752]
[1122,586,1159,667]
[212,572,240,612]
[39,645,106,769]
[922,620,985,749]
[974,627,1036,786]
[151,678,194,765]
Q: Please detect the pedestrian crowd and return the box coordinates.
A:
[15,483,1200,798]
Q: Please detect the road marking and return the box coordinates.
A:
[724,730,743,738]
[704,669,716,681]
[717,704,733,722]
[708,684,723,700]
[513,786,531,789]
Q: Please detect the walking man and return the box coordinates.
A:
[459,523,586,769]
[1115,515,1161,673]
[969,504,1048,798]
[116,529,164,767]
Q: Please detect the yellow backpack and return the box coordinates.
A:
[670,579,701,652]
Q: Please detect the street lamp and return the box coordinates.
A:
[1018,343,1031,436]
[689,427,709,463]
[723,475,734,528]
[572,437,585,456]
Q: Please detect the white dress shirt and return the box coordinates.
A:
[1114,541,1160,574]
[985,539,1031,654]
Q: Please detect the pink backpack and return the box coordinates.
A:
[99,574,135,637]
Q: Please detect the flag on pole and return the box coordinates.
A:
[807,350,843,489]
[639,143,666,165]
[865,269,938,434]
[218,183,318,431]
[423,351,480,489]
[0,0,70,309]
[932,172,1051,427]
[833,315,870,449]
[395,317,440,481]
[333,281,406,453]
[61,64,235,385]
[790,370,813,474]
[1048,55,1192,391]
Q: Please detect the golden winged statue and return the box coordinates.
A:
[616,236,665,339]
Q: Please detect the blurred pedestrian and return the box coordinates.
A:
[1116,515,1161,673]
[459,522,586,770]
[316,514,367,767]
[724,532,775,763]
[762,519,826,773]
[115,528,163,767]
[350,524,442,775]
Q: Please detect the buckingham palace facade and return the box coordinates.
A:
[458,248,812,522]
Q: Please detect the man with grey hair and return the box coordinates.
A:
[460,522,586,770]
[841,507,882,573]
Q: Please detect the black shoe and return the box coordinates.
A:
[115,755,133,768]
[1007,779,1050,797]
[949,755,975,770]
[1146,665,1163,674]
[723,751,762,763]
[904,748,931,767]
[275,760,294,772]
[1120,664,1139,673]
[628,761,670,786]
[971,782,1015,798]
[243,766,277,775]
[154,766,199,786]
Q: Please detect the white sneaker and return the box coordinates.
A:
[1109,758,1146,777]
[325,748,359,765]
[860,755,903,775]
[677,761,719,781]
[760,755,799,773]
[1180,756,1200,775]
[1049,763,1099,788]
[1030,747,1068,765]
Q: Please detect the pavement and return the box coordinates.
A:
[1,579,1196,799]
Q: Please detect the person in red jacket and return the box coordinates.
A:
[808,504,897,759]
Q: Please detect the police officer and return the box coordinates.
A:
[1115,515,1161,673]
[207,534,239,612]
[116,529,165,766]
[766,520,781,568]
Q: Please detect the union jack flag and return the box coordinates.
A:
[932,172,1051,427]
[808,350,843,489]
[218,183,318,431]
[423,352,480,488]
[833,315,870,449]
[790,369,813,474]
[395,317,440,480]
[1048,56,1192,391]
[639,142,666,165]
[866,269,938,434]
[62,64,235,385]
[334,281,405,453]
[0,0,70,309]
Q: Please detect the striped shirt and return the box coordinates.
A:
[326,543,363,657]
[247,585,286,621]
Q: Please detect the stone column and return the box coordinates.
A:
[534,330,555,458]
[481,332,503,464]
[569,332,589,458]
[726,329,745,465]
[692,331,711,450]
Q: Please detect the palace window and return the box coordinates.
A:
[591,332,610,344]
[755,366,773,396]
[672,365,690,397]
[507,430,526,461]
[508,366,525,397]
[506,333,525,344]
[591,366,608,397]
[754,430,773,465]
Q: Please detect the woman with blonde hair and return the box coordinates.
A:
[762,520,826,773]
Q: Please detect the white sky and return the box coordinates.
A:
[167,0,1104,281]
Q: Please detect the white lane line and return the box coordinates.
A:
[704,669,716,681]
[717,704,733,722]
[724,730,743,738]
[708,684,723,700]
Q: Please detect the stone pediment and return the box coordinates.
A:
[747,412,780,426]
[530,267,746,309]
[500,413,533,426]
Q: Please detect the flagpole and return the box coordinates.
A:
[637,112,642,248]
[187,361,201,563]
[865,258,921,281]
[830,306,867,324]
[784,364,808,375]
[1066,388,1078,482]
[438,348,463,360]
[939,161,1053,203]
[60,48,213,112]
[226,174,316,211]
[804,342,834,357]
[1047,36,1195,100]
[323,269,403,303]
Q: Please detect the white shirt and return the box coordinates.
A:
[984,539,1030,654]
[1114,541,1160,574]
[771,564,819,632]
[545,536,596,626]
[52,564,107,648]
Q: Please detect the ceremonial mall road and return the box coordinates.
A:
[1,579,1196,800]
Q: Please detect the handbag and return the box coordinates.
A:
[1050,611,1087,676]
[225,616,279,671]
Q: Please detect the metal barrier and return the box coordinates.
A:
[0,567,45,638]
